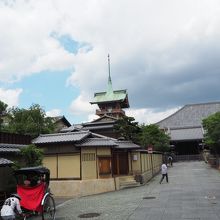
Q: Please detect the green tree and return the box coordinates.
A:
[114,116,140,143]
[0,100,8,131]
[7,104,55,137]
[20,144,44,167]
[202,112,220,154]
[139,124,170,152]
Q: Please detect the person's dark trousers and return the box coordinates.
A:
[160,174,168,184]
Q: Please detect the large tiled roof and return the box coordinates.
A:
[169,126,203,141]
[76,138,117,147]
[0,158,14,166]
[114,141,141,149]
[156,102,220,128]
[32,131,91,144]
[156,102,220,141]
[0,143,27,153]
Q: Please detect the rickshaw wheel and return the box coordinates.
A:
[42,195,55,220]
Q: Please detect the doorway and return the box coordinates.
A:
[112,151,128,175]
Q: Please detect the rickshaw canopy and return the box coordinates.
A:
[14,166,50,185]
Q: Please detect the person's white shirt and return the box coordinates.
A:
[161,164,168,174]
[0,197,22,217]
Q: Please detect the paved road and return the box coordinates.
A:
[54,161,220,220]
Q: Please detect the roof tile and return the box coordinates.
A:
[32,131,90,144]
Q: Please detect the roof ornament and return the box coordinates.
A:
[107,54,113,95]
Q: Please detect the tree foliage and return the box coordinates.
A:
[138,124,170,152]
[0,100,8,131]
[20,144,44,167]
[6,104,55,137]
[114,116,140,143]
[202,112,220,154]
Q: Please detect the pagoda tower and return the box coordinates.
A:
[90,55,129,118]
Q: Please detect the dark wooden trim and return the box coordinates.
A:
[130,152,133,173]
[80,148,82,180]
[150,153,153,176]
[99,172,111,175]
[44,152,80,156]
[96,147,98,179]
[44,151,80,155]
[50,177,81,181]
[140,153,142,173]
[111,148,113,178]
[56,154,58,179]
[97,155,112,158]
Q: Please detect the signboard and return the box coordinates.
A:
[147,146,153,154]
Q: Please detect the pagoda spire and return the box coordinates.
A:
[107,54,113,95]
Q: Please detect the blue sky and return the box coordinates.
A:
[11,70,82,122]
[0,0,220,125]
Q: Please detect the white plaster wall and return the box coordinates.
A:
[50,178,115,197]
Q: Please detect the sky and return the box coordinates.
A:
[0,0,220,125]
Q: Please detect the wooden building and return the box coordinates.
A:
[32,130,162,197]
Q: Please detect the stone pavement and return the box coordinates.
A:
[54,161,220,220]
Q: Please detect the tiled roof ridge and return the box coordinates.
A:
[168,125,202,130]
[83,120,116,126]
[91,132,117,140]
[184,101,220,107]
[94,89,127,95]
[0,143,27,147]
[0,158,14,165]
[38,130,90,137]
[115,140,133,143]
[86,137,111,140]
[90,114,118,122]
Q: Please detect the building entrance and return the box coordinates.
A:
[112,151,128,175]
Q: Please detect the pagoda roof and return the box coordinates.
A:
[90,89,129,107]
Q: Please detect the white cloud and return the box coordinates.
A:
[1,0,220,123]
[46,109,61,117]
[70,93,96,119]
[0,0,75,83]
[0,88,22,107]
[125,107,180,125]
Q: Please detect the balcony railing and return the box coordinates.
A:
[96,109,125,116]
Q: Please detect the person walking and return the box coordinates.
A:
[160,163,168,184]
[168,155,173,166]
[0,193,23,220]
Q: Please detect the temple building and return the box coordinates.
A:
[156,102,220,155]
[90,55,129,119]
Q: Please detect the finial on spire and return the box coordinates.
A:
[108,54,111,80]
[107,54,113,94]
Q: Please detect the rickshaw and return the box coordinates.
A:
[14,166,55,220]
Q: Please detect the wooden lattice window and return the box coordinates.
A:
[82,153,96,161]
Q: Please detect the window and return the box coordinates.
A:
[82,153,96,161]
